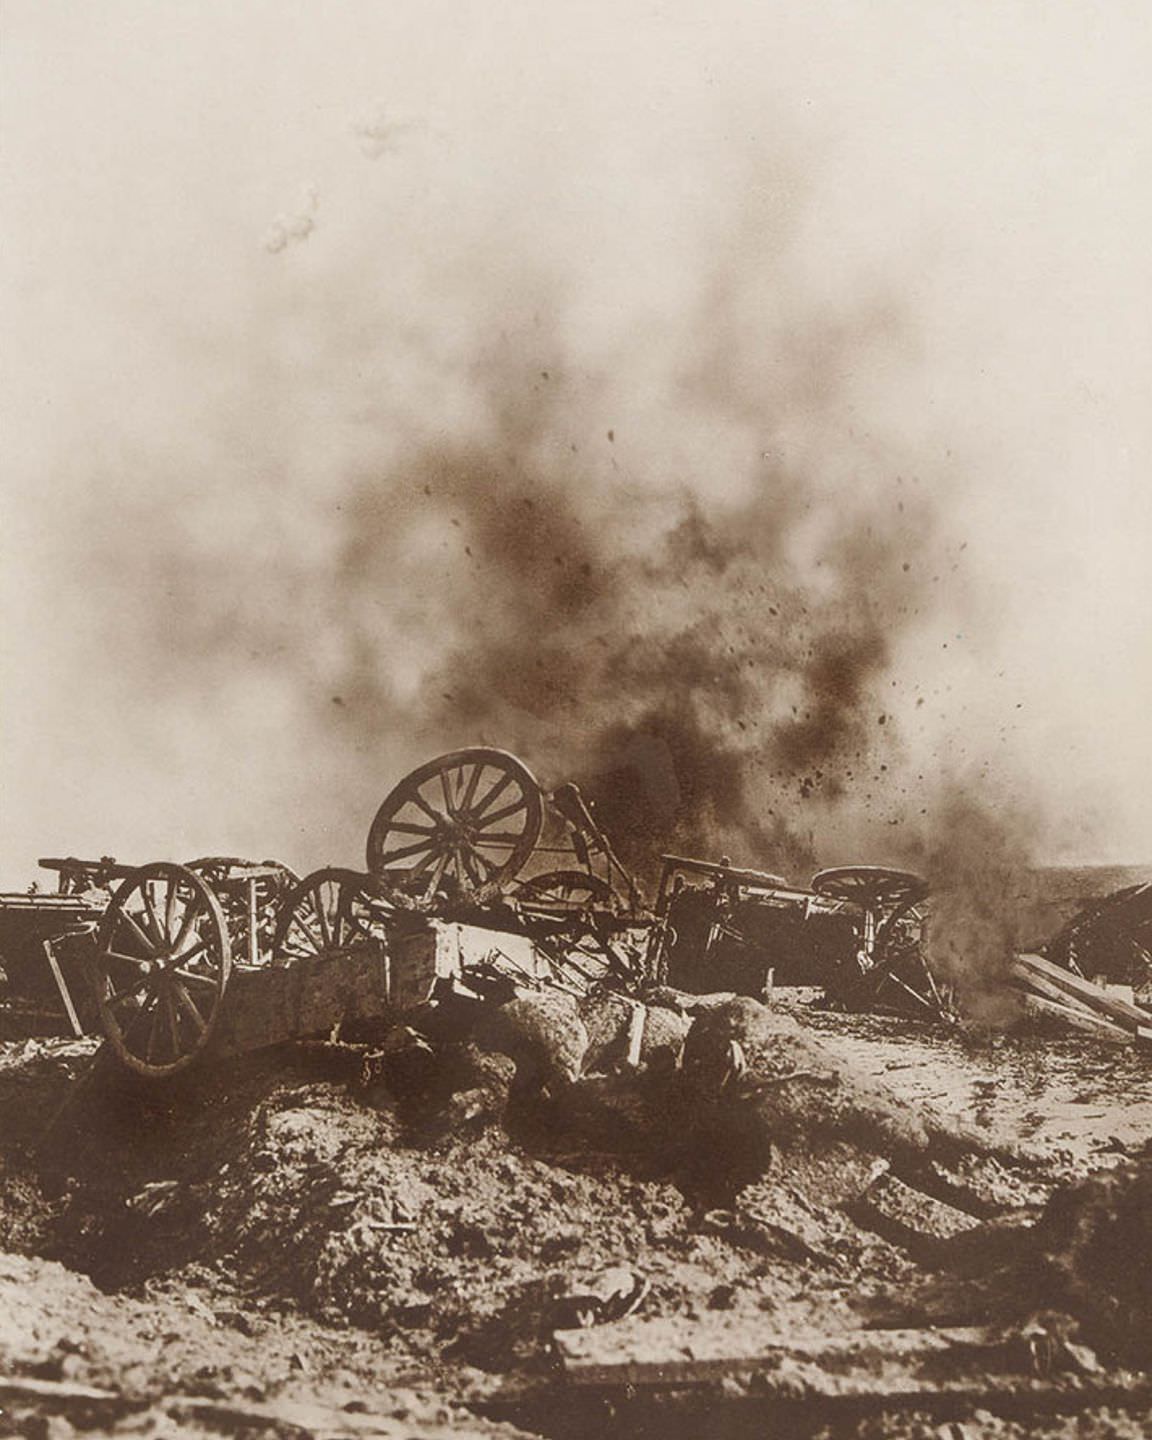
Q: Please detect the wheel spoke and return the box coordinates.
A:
[439,769,456,816]
[107,972,154,1008]
[145,1006,163,1064]
[121,910,162,957]
[106,950,151,969]
[173,981,207,1035]
[377,839,437,867]
[408,788,445,825]
[477,799,527,829]
[286,908,321,947]
[313,888,333,949]
[473,847,501,884]
[460,762,484,813]
[473,832,525,847]
[140,884,166,944]
[164,879,179,939]
[384,821,437,837]
[171,937,208,968]
[118,992,156,1046]
[468,770,513,820]
[163,989,181,1059]
[426,851,450,896]
[171,896,202,956]
[408,845,443,879]
[327,884,347,948]
[173,966,217,988]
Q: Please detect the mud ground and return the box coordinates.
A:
[0,1003,1150,1439]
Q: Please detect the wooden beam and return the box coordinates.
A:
[553,1317,999,1388]
[1011,953,1149,1030]
[1016,991,1132,1043]
[42,939,83,1037]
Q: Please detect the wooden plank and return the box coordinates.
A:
[1010,954,1148,1030]
[42,939,83,1037]
[0,1376,120,1404]
[1016,991,1132,1043]
[553,1317,999,1388]
[210,920,560,1058]
[1012,965,1110,1016]
[1014,952,1150,1027]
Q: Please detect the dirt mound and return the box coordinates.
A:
[4,1036,927,1380]
[1033,1151,1152,1365]
[3,1009,1145,1436]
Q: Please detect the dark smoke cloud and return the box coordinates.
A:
[127,256,961,884]
[60,158,993,899]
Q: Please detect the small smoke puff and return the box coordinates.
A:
[263,185,320,254]
[350,103,431,160]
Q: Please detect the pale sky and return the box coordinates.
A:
[1,0,1150,884]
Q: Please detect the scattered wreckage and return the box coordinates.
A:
[650,855,946,1017]
[0,750,652,1075]
[2,746,1151,1070]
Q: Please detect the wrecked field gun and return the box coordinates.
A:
[649,855,954,1021]
[0,749,652,1077]
[0,855,300,1045]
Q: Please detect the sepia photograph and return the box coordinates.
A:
[1,3,1151,1436]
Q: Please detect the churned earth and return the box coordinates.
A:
[0,998,1150,1439]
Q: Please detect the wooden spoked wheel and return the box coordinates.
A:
[365,748,544,896]
[94,862,231,1077]
[811,866,928,911]
[185,857,299,967]
[272,868,394,963]
[513,870,612,911]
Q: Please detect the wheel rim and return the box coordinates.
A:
[272,868,394,962]
[95,862,231,1076]
[514,870,612,910]
[185,857,299,967]
[811,866,928,910]
[365,748,544,895]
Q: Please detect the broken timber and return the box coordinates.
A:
[1017,992,1132,1045]
[554,1316,998,1388]
[1010,952,1152,1044]
[550,1316,1152,1417]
